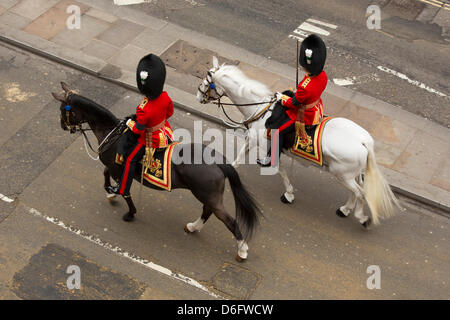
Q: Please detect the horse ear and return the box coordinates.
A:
[51,92,66,103]
[212,56,219,68]
[61,82,70,93]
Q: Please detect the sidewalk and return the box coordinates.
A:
[0,0,449,212]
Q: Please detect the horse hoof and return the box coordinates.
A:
[184,225,194,233]
[235,255,246,263]
[122,213,135,222]
[280,195,293,204]
[362,218,372,229]
[336,209,348,218]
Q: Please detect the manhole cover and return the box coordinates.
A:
[211,263,262,300]
[160,40,239,79]
[11,243,146,299]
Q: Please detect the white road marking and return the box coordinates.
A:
[113,0,151,5]
[296,22,331,36]
[289,18,338,42]
[293,28,309,38]
[333,78,355,86]
[333,74,381,86]
[0,193,14,203]
[377,66,447,97]
[306,18,338,29]
[23,206,223,299]
[289,34,304,41]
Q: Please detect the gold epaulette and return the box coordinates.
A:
[301,77,311,89]
[138,98,149,109]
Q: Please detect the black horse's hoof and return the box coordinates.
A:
[336,208,348,218]
[362,218,372,229]
[280,194,293,204]
[122,212,135,222]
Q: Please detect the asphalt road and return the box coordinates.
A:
[0,43,449,300]
[137,0,450,127]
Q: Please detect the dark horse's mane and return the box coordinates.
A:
[71,94,119,125]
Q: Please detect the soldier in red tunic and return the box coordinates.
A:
[258,34,328,166]
[108,53,174,196]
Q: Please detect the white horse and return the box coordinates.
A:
[196,56,401,228]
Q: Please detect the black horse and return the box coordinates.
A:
[52,82,260,261]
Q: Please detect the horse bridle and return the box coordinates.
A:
[197,69,224,103]
[60,93,124,156]
[61,104,87,134]
[198,68,276,128]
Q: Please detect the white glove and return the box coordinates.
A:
[275,92,283,101]
[126,118,133,129]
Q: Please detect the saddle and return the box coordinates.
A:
[264,91,331,166]
[290,117,331,166]
[115,118,178,191]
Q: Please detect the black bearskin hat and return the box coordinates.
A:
[299,34,327,76]
[136,53,166,99]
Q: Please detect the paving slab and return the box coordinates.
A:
[321,92,348,116]
[372,118,418,168]
[23,0,89,40]
[52,15,110,50]
[107,44,148,72]
[82,39,120,61]
[0,0,19,9]
[0,24,107,75]
[130,27,177,55]
[392,129,447,184]
[239,62,282,89]
[85,7,118,23]
[9,0,59,20]
[96,18,145,48]
[430,146,450,193]
[78,0,168,31]
[0,11,31,29]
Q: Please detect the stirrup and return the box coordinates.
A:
[106,185,120,195]
[256,156,271,167]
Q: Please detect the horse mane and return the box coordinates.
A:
[214,65,272,100]
[71,94,119,124]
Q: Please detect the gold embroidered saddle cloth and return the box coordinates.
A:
[115,142,178,191]
[141,142,179,191]
[290,117,332,166]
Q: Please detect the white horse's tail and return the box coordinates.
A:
[363,143,401,225]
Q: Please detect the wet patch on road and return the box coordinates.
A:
[11,243,146,299]
[211,262,262,299]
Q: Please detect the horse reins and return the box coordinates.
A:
[214,98,276,129]
[62,102,125,160]
[199,68,277,128]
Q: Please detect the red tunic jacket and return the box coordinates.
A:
[282,71,328,125]
[128,91,174,147]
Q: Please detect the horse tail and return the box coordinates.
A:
[362,142,401,225]
[218,164,261,241]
